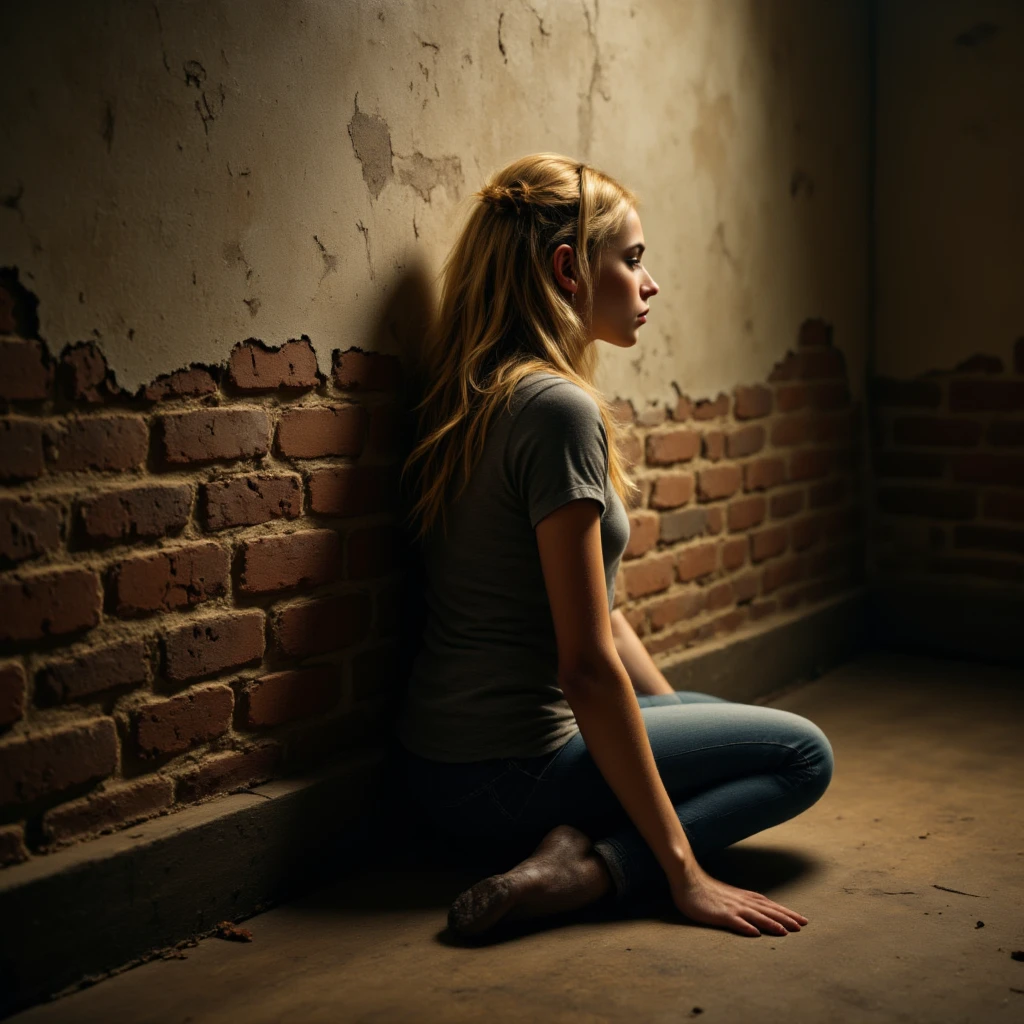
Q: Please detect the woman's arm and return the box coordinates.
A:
[610,609,676,696]
[535,500,698,883]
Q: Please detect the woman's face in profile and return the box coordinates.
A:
[589,207,659,349]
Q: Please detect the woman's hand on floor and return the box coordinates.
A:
[669,867,808,937]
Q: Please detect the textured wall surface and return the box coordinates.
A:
[875,0,1024,377]
[0,0,868,408]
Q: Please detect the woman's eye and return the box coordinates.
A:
[627,258,642,268]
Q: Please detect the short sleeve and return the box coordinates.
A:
[506,378,609,528]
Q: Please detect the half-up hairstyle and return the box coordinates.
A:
[403,152,640,541]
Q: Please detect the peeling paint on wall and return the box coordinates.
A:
[347,94,394,200]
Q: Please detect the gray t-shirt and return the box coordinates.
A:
[397,371,631,763]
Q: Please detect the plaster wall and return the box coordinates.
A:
[875,0,1024,378]
[1,0,868,407]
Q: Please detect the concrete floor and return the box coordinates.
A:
[15,651,1024,1023]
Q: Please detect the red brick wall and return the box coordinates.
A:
[611,319,866,657]
[870,342,1024,586]
[0,318,405,867]
[0,302,867,870]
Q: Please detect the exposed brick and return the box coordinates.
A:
[273,593,373,658]
[239,530,343,593]
[622,554,675,598]
[228,339,320,391]
[46,416,148,472]
[954,525,1024,556]
[41,776,173,844]
[772,415,812,447]
[0,498,62,566]
[733,385,772,420]
[728,495,766,532]
[0,824,28,866]
[749,598,778,620]
[768,352,801,382]
[704,581,733,612]
[714,608,749,635]
[983,491,1024,522]
[243,667,342,728]
[791,515,825,551]
[771,490,804,518]
[648,590,705,630]
[163,610,266,683]
[951,454,1024,488]
[808,478,846,508]
[643,623,710,657]
[367,403,403,459]
[799,347,845,380]
[702,431,724,462]
[659,507,707,544]
[697,466,741,502]
[0,662,26,726]
[789,449,834,482]
[648,472,694,510]
[645,428,700,466]
[143,367,218,401]
[0,718,117,805]
[726,425,765,458]
[799,319,832,347]
[308,465,397,516]
[0,418,44,480]
[873,452,945,478]
[333,348,403,391]
[133,684,233,758]
[877,486,976,520]
[110,542,229,616]
[0,568,100,645]
[989,420,1024,447]
[722,536,747,570]
[78,484,192,543]
[744,457,786,493]
[276,405,368,459]
[731,572,759,604]
[0,338,52,400]
[36,640,150,703]
[625,511,659,558]
[348,524,401,580]
[676,542,717,582]
[893,417,983,447]
[706,506,724,535]
[750,525,788,563]
[949,380,1024,413]
[202,474,301,530]
[175,744,281,803]
[671,396,692,421]
[776,384,809,413]
[763,556,808,595]
[610,399,635,425]
[619,432,643,472]
[692,395,729,420]
[159,408,270,465]
[870,377,943,408]
[60,343,125,403]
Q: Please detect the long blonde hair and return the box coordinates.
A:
[403,152,640,541]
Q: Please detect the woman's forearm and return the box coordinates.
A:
[610,609,675,695]
[561,658,699,883]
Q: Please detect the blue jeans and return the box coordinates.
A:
[404,691,834,906]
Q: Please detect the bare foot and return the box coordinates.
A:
[447,825,611,937]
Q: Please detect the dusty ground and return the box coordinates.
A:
[15,651,1024,1023]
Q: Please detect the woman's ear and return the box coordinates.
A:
[552,243,578,295]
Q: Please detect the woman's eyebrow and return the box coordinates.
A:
[627,242,646,255]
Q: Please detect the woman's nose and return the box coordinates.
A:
[643,274,659,297]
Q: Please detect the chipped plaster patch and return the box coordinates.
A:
[395,152,463,203]
[347,95,394,199]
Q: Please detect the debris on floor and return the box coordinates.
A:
[215,921,253,943]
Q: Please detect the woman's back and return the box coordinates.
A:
[397,370,630,763]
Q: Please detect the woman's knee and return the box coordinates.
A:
[795,717,834,799]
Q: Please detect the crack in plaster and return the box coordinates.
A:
[313,235,338,282]
[578,0,608,159]
[354,222,373,279]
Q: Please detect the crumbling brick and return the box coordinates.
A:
[45,416,149,472]
[201,473,301,530]
[228,339,319,391]
[158,408,270,464]
[132,684,234,758]
[238,530,343,593]
[242,667,342,728]
[40,777,173,844]
[109,542,229,616]
[275,405,367,458]
[0,419,45,480]
[0,498,62,566]
[0,338,52,400]
[0,567,101,644]
[78,484,192,543]
[0,661,26,726]
[333,348,403,391]
[163,610,266,683]
[36,639,150,703]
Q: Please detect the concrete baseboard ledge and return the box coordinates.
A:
[661,588,869,704]
[0,752,384,1017]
